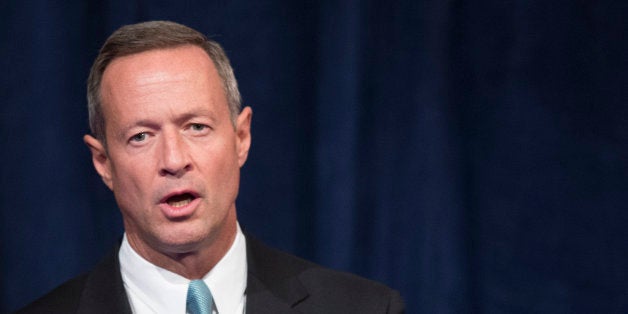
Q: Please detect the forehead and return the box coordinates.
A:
[99,45,227,124]
[106,44,212,74]
[101,45,216,95]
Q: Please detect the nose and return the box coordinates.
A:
[159,131,192,177]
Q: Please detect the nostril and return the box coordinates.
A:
[159,163,192,177]
[159,168,169,176]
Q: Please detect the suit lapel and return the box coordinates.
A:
[245,234,309,314]
[246,274,302,313]
[77,246,133,314]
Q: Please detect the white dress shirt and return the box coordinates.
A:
[119,224,248,314]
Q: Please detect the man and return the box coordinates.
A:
[18,21,404,314]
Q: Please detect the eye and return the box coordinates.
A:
[130,132,148,142]
[190,123,207,131]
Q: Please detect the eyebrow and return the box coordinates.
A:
[172,109,218,125]
[115,108,219,138]
[115,119,160,140]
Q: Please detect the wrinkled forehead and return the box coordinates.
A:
[103,45,213,86]
[99,46,229,130]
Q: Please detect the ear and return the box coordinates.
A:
[83,134,114,190]
[235,106,252,167]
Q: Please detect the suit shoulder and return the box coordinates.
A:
[15,273,88,314]
[301,265,394,295]
[298,264,405,313]
[245,234,405,313]
[15,245,129,314]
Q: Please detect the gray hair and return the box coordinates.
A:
[87,20,242,143]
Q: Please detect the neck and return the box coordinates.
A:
[126,220,238,279]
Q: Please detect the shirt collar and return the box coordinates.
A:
[119,224,248,313]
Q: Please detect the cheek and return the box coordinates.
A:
[200,146,240,192]
[112,175,145,207]
[110,159,154,205]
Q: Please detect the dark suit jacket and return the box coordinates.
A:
[17,235,404,313]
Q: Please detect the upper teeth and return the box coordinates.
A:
[168,198,191,208]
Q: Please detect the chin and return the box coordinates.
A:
[153,228,210,253]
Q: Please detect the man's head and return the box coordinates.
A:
[87,21,242,145]
[83,21,252,274]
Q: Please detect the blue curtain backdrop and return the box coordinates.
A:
[2,1,627,313]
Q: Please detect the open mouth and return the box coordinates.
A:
[165,193,196,208]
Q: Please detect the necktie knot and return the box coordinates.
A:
[186,279,213,314]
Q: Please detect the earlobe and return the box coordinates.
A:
[83,134,114,190]
[236,107,252,167]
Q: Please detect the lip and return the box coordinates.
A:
[158,189,201,219]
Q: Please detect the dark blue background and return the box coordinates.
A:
[2,1,627,313]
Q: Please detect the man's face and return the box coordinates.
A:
[85,45,251,256]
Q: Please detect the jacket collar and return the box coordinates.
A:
[244,234,310,313]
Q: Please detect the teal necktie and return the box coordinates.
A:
[186,279,213,314]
